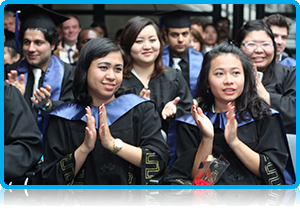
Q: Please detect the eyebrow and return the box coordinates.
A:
[213,67,241,71]
[97,62,123,67]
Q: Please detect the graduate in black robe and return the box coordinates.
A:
[4,5,74,134]
[42,38,170,185]
[235,19,296,134]
[163,42,294,185]
[4,81,42,184]
[120,16,193,133]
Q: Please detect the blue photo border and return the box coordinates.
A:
[0,0,298,192]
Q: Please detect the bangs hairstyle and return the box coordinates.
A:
[73,37,126,106]
[234,19,277,86]
[120,16,165,78]
[198,41,272,121]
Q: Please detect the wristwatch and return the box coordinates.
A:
[40,100,51,111]
[111,138,123,154]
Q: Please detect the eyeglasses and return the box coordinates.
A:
[241,42,273,50]
[217,23,229,28]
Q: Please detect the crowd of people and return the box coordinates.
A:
[4,5,296,185]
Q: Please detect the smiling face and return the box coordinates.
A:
[240,30,274,72]
[270,25,288,60]
[130,25,160,67]
[208,53,245,112]
[22,29,55,71]
[61,16,81,45]
[87,50,123,106]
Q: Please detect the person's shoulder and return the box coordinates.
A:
[161,65,178,79]
[189,46,203,57]
[4,81,21,97]
[275,63,295,74]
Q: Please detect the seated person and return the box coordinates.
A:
[41,37,170,185]
[163,42,294,185]
[4,81,42,184]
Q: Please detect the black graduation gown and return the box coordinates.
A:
[163,112,289,185]
[4,82,42,184]
[265,64,296,134]
[122,66,193,133]
[41,94,170,185]
[5,57,75,134]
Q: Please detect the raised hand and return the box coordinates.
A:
[162,96,180,120]
[139,86,151,99]
[98,104,114,151]
[31,85,52,111]
[191,103,214,140]
[82,106,97,153]
[5,70,26,95]
[224,102,238,146]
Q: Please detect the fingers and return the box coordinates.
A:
[99,104,107,131]
[139,87,151,99]
[144,89,151,99]
[20,74,25,86]
[226,102,236,121]
[172,97,180,105]
[85,106,95,130]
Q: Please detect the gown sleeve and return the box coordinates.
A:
[163,114,288,185]
[267,65,296,134]
[133,101,171,184]
[42,101,170,185]
[41,116,80,185]
[4,82,42,184]
[173,69,193,119]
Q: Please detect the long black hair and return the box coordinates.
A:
[72,37,130,106]
[198,41,272,121]
[234,19,277,86]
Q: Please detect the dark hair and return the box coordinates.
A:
[120,16,165,78]
[115,28,123,41]
[190,27,204,52]
[19,27,60,51]
[203,23,219,44]
[263,14,291,35]
[234,19,276,85]
[77,27,100,44]
[215,17,230,25]
[5,46,22,61]
[73,37,128,106]
[191,18,203,26]
[90,21,107,37]
[198,41,272,121]
[63,15,81,28]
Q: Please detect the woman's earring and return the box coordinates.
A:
[206,88,210,93]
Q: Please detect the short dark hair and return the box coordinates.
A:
[120,16,165,78]
[234,19,277,85]
[73,37,126,106]
[77,27,100,44]
[216,17,230,25]
[191,18,203,26]
[198,41,272,121]
[263,14,291,35]
[90,20,107,37]
[19,27,60,51]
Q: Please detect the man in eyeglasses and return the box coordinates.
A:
[216,17,231,44]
